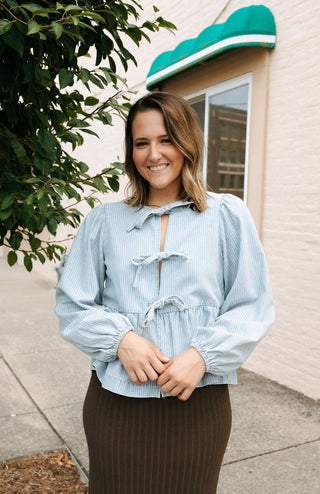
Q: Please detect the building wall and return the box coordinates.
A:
[238,0,320,400]
[13,0,319,398]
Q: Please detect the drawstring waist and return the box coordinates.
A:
[142,295,186,328]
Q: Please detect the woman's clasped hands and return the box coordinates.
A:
[117,331,206,401]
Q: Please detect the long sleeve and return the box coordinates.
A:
[55,205,133,362]
[191,194,275,376]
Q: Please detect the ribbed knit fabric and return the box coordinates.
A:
[83,372,232,494]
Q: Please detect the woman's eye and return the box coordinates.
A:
[135,141,148,147]
[161,138,171,144]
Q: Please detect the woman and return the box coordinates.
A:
[55,92,274,493]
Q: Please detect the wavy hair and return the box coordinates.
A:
[124,92,207,211]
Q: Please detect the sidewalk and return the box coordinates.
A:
[0,257,319,493]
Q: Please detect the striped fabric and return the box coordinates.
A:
[83,371,232,494]
[55,192,274,398]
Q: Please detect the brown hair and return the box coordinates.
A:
[124,92,207,211]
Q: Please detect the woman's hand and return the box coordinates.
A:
[157,347,206,400]
[117,331,170,385]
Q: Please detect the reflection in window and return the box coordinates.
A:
[189,97,205,173]
[230,150,237,163]
[220,122,227,138]
[231,125,238,140]
[189,82,249,199]
[220,148,227,162]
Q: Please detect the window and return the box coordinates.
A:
[187,74,251,201]
[161,46,271,235]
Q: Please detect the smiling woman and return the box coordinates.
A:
[124,91,207,211]
[55,91,274,493]
[132,109,185,205]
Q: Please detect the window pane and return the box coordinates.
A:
[207,84,248,199]
[189,97,205,173]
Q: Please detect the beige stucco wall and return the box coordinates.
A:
[6,0,318,399]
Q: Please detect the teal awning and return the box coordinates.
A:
[146,5,276,90]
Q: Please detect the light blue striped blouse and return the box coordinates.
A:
[55,192,274,398]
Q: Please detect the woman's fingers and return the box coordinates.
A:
[135,368,149,384]
[117,331,169,385]
[150,355,169,375]
[155,347,170,363]
[157,348,206,399]
[178,387,193,401]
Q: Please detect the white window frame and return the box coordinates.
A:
[185,73,253,203]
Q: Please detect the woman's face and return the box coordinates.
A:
[132,109,184,202]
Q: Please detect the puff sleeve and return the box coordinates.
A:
[55,205,133,362]
[191,194,275,376]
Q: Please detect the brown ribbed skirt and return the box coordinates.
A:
[83,372,232,494]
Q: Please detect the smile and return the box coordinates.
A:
[148,164,169,171]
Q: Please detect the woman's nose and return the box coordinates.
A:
[149,143,161,162]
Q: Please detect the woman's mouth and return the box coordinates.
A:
[148,164,169,171]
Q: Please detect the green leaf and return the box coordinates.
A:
[7,251,18,267]
[36,252,46,263]
[48,217,57,235]
[29,235,41,251]
[27,19,41,35]
[100,68,112,84]
[80,128,99,138]
[59,68,74,89]
[0,20,13,36]
[67,119,90,128]
[38,129,57,149]
[21,3,55,16]
[83,12,106,23]
[79,68,90,84]
[85,197,95,208]
[38,196,48,213]
[97,112,112,125]
[24,254,33,272]
[52,22,64,39]
[9,232,23,250]
[156,16,177,32]
[34,154,51,172]
[0,208,12,221]
[0,195,15,211]
[26,194,34,205]
[89,74,104,89]
[25,177,41,184]
[84,96,99,106]
[107,176,119,192]
[2,29,24,57]
[65,4,82,12]
[21,3,45,13]
[71,15,79,26]
[11,139,27,158]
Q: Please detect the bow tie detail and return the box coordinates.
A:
[127,201,194,232]
[132,251,190,288]
[142,296,186,329]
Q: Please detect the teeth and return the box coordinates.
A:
[149,164,168,171]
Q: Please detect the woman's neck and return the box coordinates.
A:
[146,191,180,208]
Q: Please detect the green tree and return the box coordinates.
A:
[0,1,175,271]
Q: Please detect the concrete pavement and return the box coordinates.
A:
[0,257,319,493]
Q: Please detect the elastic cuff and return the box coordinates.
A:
[114,326,134,355]
[191,341,211,373]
